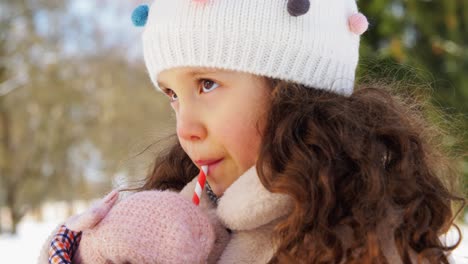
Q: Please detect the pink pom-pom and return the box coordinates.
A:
[348,13,368,35]
[193,0,209,3]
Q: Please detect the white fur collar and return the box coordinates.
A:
[179,166,293,231]
[216,166,293,231]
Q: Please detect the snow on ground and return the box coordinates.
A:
[0,219,467,263]
[0,200,90,263]
[0,219,62,263]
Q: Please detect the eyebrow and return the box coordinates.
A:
[157,68,220,88]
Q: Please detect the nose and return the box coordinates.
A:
[176,103,207,142]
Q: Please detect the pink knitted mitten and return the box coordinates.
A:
[73,190,215,264]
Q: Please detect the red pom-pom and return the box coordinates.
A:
[348,13,369,35]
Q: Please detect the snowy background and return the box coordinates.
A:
[0,0,468,264]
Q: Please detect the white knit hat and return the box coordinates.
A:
[133,0,368,96]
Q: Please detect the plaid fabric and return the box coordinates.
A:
[48,225,82,264]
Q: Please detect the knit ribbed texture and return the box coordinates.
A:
[142,0,361,96]
[74,191,215,264]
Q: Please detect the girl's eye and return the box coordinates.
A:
[200,79,220,93]
[163,79,219,103]
[163,89,178,102]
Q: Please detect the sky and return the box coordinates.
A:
[32,0,143,58]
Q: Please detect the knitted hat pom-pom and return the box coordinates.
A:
[287,0,310,17]
[348,13,369,35]
[132,4,149,27]
[193,0,209,3]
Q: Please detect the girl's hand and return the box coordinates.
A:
[65,189,120,232]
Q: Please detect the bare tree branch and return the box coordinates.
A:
[0,72,27,96]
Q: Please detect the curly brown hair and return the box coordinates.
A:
[134,78,465,263]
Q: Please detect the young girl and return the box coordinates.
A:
[40,0,465,263]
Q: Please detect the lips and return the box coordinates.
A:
[195,158,223,166]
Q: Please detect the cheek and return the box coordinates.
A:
[217,111,263,170]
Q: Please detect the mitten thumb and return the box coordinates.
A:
[65,189,119,232]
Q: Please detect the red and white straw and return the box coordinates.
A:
[192,165,208,206]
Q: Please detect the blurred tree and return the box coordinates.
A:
[0,0,73,234]
[358,0,468,192]
[0,0,171,234]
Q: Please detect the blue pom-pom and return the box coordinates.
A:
[132,4,149,27]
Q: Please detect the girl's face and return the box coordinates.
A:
[157,67,270,196]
